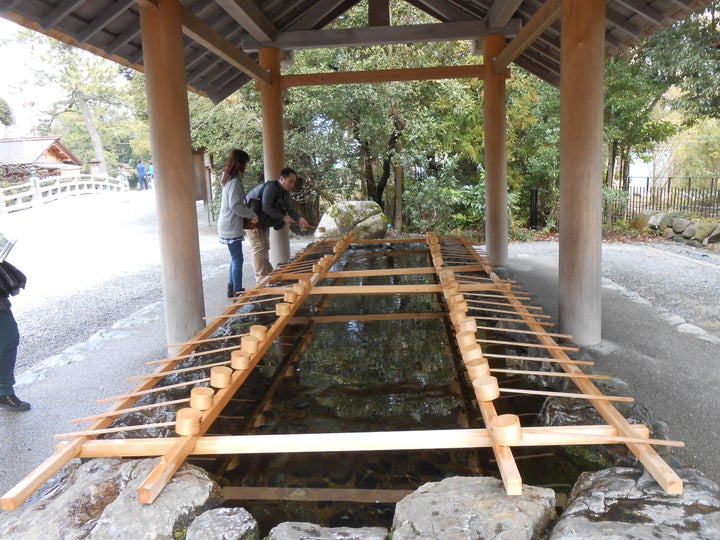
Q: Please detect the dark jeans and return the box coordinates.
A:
[0,308,20,396]
[227,239,245,293]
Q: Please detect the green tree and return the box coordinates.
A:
[673,118,720,181]
[603,52,677,189]
[0,96,13,127]
[638,2,720,123]
[20,32,133,175]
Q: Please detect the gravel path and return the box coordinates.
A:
[508,239,720,342]
[4,191,229,373]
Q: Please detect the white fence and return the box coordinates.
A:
[0,174,129,214]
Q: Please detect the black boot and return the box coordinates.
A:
[0,394,31,412]
[227,283,234,298]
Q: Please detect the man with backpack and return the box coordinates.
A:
[245,168,308,283]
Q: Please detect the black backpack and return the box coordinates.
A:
[246,181,285,230]
[0,261,26,297]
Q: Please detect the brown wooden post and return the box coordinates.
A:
[369,0,390,27]
[484,34,508,266]
[558,0,605,345]
[139,0,205,350]
[258,47,290,267]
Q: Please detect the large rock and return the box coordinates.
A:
[693,221,718,241]
[268,522,388,539]
[682,222,697,239]
[0,458,223,540]
[186,507,260,540]
[315,201,388,240]
[672,217,691,233]
[647,212,665,229]
[391,476,555,539]
[706,225,720,244]
[549,467,720,539]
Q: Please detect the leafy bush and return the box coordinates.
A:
[403,162,485,233]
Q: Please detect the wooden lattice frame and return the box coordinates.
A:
[1,233,683,510]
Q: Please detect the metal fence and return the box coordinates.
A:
[0,174,129,214]
[606,177,720,222]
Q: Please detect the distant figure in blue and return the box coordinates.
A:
[136,160,148,190]
[147,162,154,186]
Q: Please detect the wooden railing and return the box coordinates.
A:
[0,174,129,214]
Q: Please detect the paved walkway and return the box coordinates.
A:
[503,244,720,486]
[0,195,717,508]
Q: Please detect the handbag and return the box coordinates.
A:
[0,260,26,297]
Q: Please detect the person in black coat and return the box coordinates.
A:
[0,260,30,411]
[245,168,308,283]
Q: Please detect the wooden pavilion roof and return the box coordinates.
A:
[0,0,713,103]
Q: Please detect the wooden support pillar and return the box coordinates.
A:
[258,47,290,267]
[139,0,205,350]
[484,34,509,267]
[369,0,390,26]
[558,0,605,345]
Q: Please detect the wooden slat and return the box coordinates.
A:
[310,284,442,295]
[290,312,445,324]
[222,486,413,503]
[72,424,657,458]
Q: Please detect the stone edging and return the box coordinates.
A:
[646,212,720,251]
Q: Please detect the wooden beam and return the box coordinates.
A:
[288,0,358,30]
[369,0,390,27]
[179,6,270,85]
[494,0,561,74]
[223,486,412,503]
[407,0,477,21]
[324,266,437,278]
[488,0,523,28]
[40,0,86,29]
[290,312,446,324]
[77,0,135,42]
[615,0,666,24]
[72,425,657,458]
[310,284,443,295]
[282,64,490,88]
[135,0,159,8]
[243,20,522,52]
[215,0,276,42]
[606,5,643,37]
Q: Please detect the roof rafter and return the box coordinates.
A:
[405,0,479,21]
[487,0,523,28]
[179,5,270,85]
[614,0,665,25]
[288,0,362,30]
[494,0,560,74]
[77,0,135,43]
[215,0,276,42]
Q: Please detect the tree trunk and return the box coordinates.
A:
[394,164,403,231]
[75,90,108,176]
[606,141,617,187]
[618,145,632,190]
